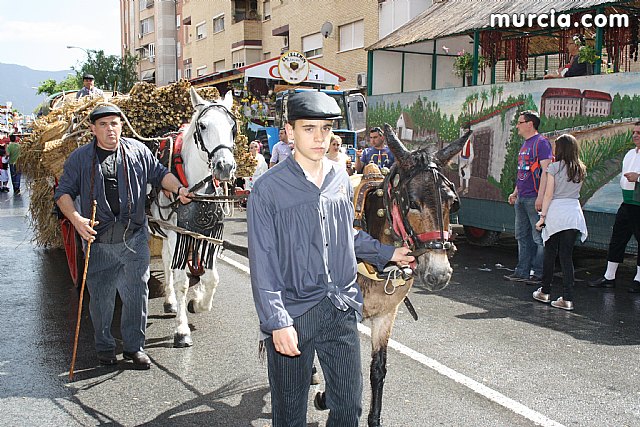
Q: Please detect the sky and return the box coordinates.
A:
[0,0,121,71]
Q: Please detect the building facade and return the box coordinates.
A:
[120,0,415,89]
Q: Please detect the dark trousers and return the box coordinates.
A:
[607,203,640,265]
[266,297,362,427]
[541,229,578,301]
[9,163,21,191]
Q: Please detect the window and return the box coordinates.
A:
[196,66,208,77]
[139,0,153,11]
[302,33,323,58]
[213,14,225,33]
[196,21,207,40]
[232,50,245,68]
[184,66,192,79]
[339,20,364,52]
[263,51,271,59]
[214,59,226,72]
[176,42,181,58]
[140,17,154,35]
[263,0,271,20]
[147,43,155,59]
[176,14,181,28]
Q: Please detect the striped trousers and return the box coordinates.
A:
[266,297,362,427]
[85,227,150,353]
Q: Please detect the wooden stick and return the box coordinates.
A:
[69,200,97,381]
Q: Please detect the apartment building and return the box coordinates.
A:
[120,0,178,86]
[120,0,430,89]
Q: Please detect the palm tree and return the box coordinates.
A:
[480,90,489,113]
[490,86,498,108]
[498,86,504,105]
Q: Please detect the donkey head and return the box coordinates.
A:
[384,123,471,291]
[188,87,237,182]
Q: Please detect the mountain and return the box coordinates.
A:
[0,63,73,115]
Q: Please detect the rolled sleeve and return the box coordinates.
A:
[247,188,293,333]
[354,229,395,271]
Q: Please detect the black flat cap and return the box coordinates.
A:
[287,91,342,122]
[89,104,124,123]
[83,73,95,80]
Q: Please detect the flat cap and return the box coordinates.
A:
[83,73,95,80]
[287,91,342,122]
[89,104,124,123]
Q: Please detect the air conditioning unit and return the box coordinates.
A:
[356,72,367,88]
[138,34,143,39]
[283,35,289,48]
[149,56,155,63]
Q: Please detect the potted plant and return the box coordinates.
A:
[453,51,488,86]
[578,45,600,75]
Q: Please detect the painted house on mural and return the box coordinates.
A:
[364,0,640,251]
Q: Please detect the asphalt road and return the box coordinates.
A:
[1,188,639,426]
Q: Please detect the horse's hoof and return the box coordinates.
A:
[163,302,177,314]
[311,366,321,385]
[173,333,193,348]
[313,392,328,411]
[187,299,196,314]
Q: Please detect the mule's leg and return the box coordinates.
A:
[368,310,398,427]
[172,269,193,348]
[187,262,220,313]
[161,240,177,314]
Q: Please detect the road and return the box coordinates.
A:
[1,188,639,426]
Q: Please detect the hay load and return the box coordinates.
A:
[20,80,256,248]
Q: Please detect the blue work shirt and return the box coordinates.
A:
[54,137,169,236]
[248,155,395,335]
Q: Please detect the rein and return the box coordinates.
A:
[192,103,237,165]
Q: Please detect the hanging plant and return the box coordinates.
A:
[453,51,474,77]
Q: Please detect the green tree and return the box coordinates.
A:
[36,74,81,96]
[75,49,139,93]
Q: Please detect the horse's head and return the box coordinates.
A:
[383,123,472,291]
[188,87,237,182]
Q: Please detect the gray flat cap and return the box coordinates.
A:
[83,73,95,80]
[89,104,124,123]
[287,91,342,122]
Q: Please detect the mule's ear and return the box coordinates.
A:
[190,87,206,109]
[434,129,473,164]
[221,91,234,110]
[383,123,411,165]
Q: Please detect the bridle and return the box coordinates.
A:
[382,161,459,253]
[191,103,237,167]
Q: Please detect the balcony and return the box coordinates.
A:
[230,14,262,42]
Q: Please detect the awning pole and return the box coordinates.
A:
[472,30,480,86]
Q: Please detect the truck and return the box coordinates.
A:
[255,88,367,163]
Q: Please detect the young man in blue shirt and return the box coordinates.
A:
[248,92,413,426]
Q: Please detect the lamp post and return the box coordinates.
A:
[66,45,89,56]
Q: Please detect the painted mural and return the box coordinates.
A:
[368,72,640,214]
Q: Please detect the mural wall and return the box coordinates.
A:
[368,72,640,214]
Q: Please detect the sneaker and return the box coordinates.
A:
[532,287,550,303]
[503,273,528,282]
[526,276,542,286]
[550,297,574,311]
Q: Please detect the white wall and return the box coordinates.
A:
[403,53,431,92]
[372,50,403,94]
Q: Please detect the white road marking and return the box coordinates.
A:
[218,254,565,427]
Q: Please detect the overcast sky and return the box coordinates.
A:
[0,0,121,71]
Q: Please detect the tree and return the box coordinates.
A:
[74,49,139,93]
[36,75,81,96]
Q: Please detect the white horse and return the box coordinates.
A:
[151,87,237,347]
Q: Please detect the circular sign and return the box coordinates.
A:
[278,51,310,84]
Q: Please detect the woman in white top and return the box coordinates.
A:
[247,140,268,189]
[325,133,353,175]
[533,134,588,311]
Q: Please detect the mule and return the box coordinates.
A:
[150,87,237,348]
[316,124,471,426]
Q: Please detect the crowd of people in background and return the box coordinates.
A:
[0,132,21,194]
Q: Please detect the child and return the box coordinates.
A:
[0,144,10,192]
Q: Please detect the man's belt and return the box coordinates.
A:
[94,222,141,244]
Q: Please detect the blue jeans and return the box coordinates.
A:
[514,196,544,278]
[86,227,150,353]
